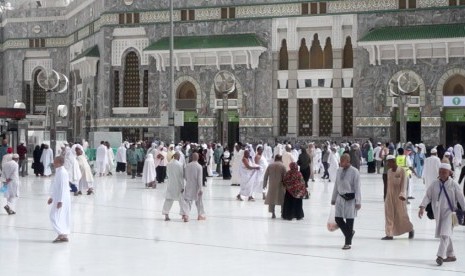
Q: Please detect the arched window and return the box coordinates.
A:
[444,75,465,96]
[177,81,197,110]
[298,38,310,69]
[33,69,46,114]
[310,34,323,69]
[123,51,140,107]
[279,39,289,70]
[323,37,333,69]
[343,37,353,69]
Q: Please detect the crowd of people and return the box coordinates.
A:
[0,136,464,266]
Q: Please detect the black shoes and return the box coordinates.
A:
[408,230,414,239]
[4,205,15,215]
[436,257,444,266]
[381,236,393,240]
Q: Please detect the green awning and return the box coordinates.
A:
[144,33,266,51]
[444,108,465,122]
[396,108,421,122]
[71,46,100,62]
[359,24,465,42]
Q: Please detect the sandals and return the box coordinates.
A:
[53,237,69,243]
[342,245,351,250]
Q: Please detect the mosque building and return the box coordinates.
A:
[1,0,465,146]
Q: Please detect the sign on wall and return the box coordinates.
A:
[444,96,465,107]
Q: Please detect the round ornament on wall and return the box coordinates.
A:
[32,25,41,34]
[123,0,134,5]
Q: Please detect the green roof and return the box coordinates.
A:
[359,24,465,42]
[144,34,266,51]
[71,45,100,62]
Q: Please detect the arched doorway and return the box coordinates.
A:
[177,81,198,142]
[443,74,465,146]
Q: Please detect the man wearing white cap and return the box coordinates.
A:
[419,163,465,266]
[422,148,441,190]
[75,145,94,195]
[382,155,414,240]
[3,154,19,215]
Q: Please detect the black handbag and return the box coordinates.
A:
[339,193,355,201]
[425,203,434,220]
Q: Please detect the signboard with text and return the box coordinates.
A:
[0,108,26,120]
[444,96,465,107]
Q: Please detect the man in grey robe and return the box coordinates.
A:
[331,153,361,250]
[263,155,286,219]
[419,163,465,266]
[163,152,185,221]
[3,154,19,215]
[180,153,205,222]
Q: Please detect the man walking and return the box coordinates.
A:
[382,155,414,240]
[3,154,19,215]
[162,152,184,221]
[180,153,205,222]
[331,154,361,250]
[263,155,286,219]
[75,144,94,195]
[17,141,28,177]
[96,141,108,177]
[47,156,71,243]
[419,163,465,266]
[422,148,441,190]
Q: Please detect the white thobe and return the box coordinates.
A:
[422,156,441,189]
[77,155,94,191]
[40,148,54,176]
[3,160,19,205]
[163,159,185,215]
[107,147,115,173]
[96,144,108,174]
[231,149,244,184]
[49,167,71,235]
[263,144,273,163]
[282,151,295,171]
[207,148,214,176]
[142,154,156,185]
[314,148,322,171]
[116,146,127,163]
[453,144,464,167]
[328,152,339,183]
[64,150,81,185]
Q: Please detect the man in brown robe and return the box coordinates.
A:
[382,155,414,240]
[263,155,286,219]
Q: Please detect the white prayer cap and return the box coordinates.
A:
[439,163,452,171]
[12,154,19,159]
[73,144,84,152]
[431,148,437,154]
[445,151,451,156]
[377,142,381,145]
[386,155,395,161]
[223,151,230,158]
[20,141,25,144]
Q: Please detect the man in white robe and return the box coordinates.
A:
[47,156,71,243]
[314,146,322,174]
[328,148,339,183]
[263,143,273,164]
[230,143,244,186]
[40,144,54,176]
[105,142,115,175]
[453,143,464,167]
[64,144,81,196]
[253,146,268,200]
[3,154,19,215]
[237,150,260,201]
[115,143,127,173]
[422,148,441,190]
[282,145,296,171]
[163,153,184,221]
[142,154,156,188]
[95,141,108,177]
[419,163,465,266]
[75,145,94,195]
[180,153,205,222]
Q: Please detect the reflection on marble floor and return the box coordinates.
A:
[0,167,464,276]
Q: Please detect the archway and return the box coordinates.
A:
[176,81,198,143]
[442,74,465,145]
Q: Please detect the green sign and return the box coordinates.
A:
[444,108,465,122]
[183,111,198,123]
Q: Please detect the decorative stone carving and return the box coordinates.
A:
[354,117,391,127]
[198,118,216,127]
[239,118,273,127]
[92,117,160,128]
[24,58,53,81]
[421,117,441,127]
[236,4,300,19]
[112,27,149,66]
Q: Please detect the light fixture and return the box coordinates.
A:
[0,1,14,13]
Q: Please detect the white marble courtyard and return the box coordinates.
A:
[0,167,464,276]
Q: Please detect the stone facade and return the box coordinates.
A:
[0,1,464,146]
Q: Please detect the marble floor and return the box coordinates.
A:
[0,166,464,276]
